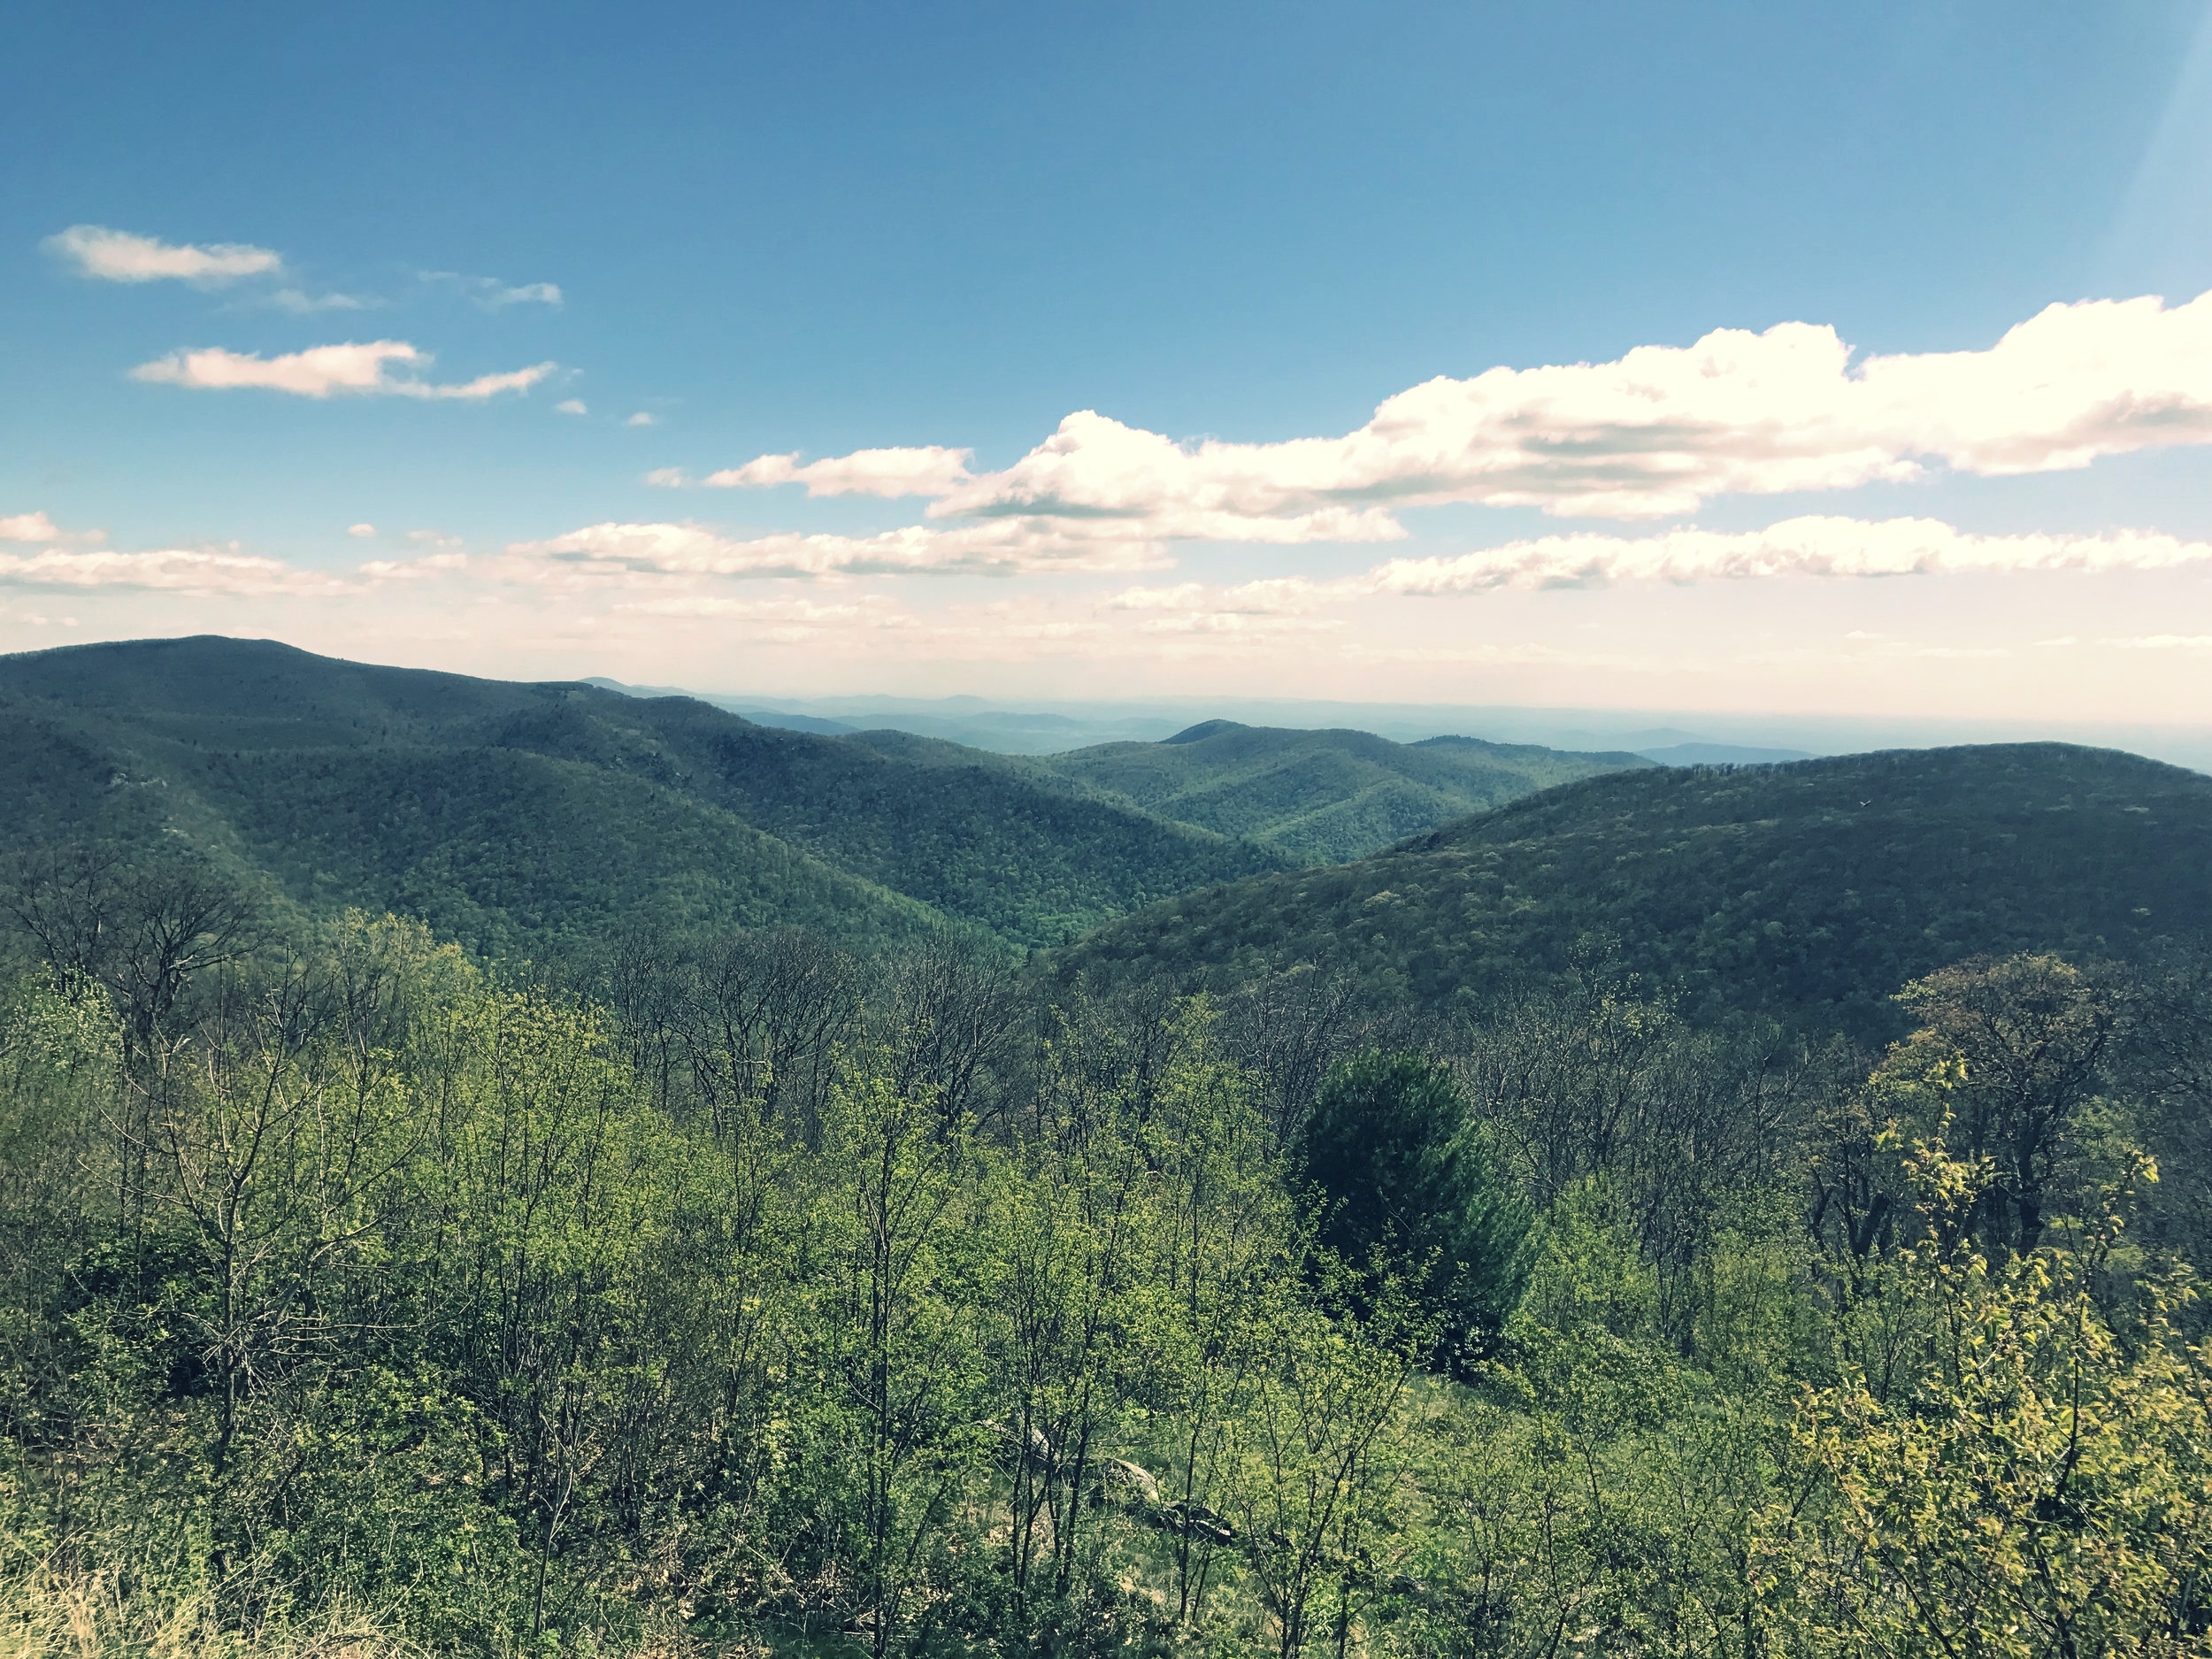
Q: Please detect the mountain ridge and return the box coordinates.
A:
[1051,741,2212,1040]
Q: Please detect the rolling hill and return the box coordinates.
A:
[1053,743,2212,1041]
[1028,718,1649,862]
[0,637,1289,950]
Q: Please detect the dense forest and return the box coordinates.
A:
[1063,742,2212,1042]
[3,638,2210,1657]
[3,845,2209,1657]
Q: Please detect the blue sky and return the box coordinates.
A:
[6,0,2212,721]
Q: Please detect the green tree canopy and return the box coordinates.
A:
[1296,1048,1533,1370]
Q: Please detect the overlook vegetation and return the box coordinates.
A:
[1,865,2208,1659]
[2,636,2210,1658]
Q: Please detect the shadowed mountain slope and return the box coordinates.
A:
[0,636,1290,949]
[1052,743,2212,1040]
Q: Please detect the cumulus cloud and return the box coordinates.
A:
[500,518,1169,585]
[626,412,657,427]
[0,548,347,595]
[0,512,65,544]
[892,289,2212,532]
[347,523,378,539]
[556,398,588,416]
[46,225,282,286]
[1371,516,2212,592]
[643,468,687,488]
[705,445,977,498]
[130,341,556,400]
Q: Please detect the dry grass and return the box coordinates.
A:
[0,1559,732,1659]
[0,1560,422,1659]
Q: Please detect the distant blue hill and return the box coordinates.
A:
[1638,741,1816,766]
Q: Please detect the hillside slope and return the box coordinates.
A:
[1054,744,2212,1039]
[1031,719,1649,861]
[0,694,942,957]
[0,637,1287,949]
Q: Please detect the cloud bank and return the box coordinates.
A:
[1371,516,2212,592]
[0,547,347,595]
[726,289,2212,540]
[46,225,283,286]
[131,342,556,400]
[502,518,1170,584]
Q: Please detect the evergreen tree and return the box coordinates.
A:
[1297,1048,1533,1370]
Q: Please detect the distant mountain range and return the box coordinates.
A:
[584,678,2212,772]
[1031,718,1649,862]
[0,638,1633,953]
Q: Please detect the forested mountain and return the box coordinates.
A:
[593,683,1651,863]
[0,636,1287,949]
[1057,742,2212,1040]
[1029,718,1649,861]
[0,688,945,958]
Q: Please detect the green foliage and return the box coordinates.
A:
[1061,743,2212,1042]
[1299,1050,1533,1368]
[2,890,2208,1659]
[1032,720,1646,864]
[0,636,1292,951]
[1756,1139,2212,1658]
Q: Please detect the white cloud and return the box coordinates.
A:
[896,289,2212,531]
[626,412,657,427]
[501,518,1168,585]
[556,398,588,416]
[2099,634,2212,649]
[0,548,346,595]
[0,512,64,544]
[270,288,369,313]
[705,445,977,498]
[46,225,282,286]
[129,341,556,400]
[360,551,468,580]
[643,468,687,488]
[1371,516,2212,592]
[347,523,378,539]
[420,272,565,309]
